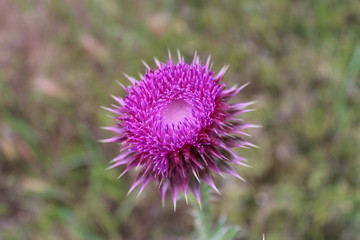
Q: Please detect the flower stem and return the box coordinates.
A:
[191,185,213,240]
[190,185,242,240]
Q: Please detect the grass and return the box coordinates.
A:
[0,0,359,239]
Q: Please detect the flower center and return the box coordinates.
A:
[163,99,192,124]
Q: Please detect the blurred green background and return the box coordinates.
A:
[1,0,359,239]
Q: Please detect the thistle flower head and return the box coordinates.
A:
[102,52,256,208]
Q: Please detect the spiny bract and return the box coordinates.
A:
[102,52,256,209]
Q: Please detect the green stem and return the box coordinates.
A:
[191,185,213,240]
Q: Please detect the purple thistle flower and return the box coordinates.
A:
[102,52,256,209]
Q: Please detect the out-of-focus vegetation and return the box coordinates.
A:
[1,0,359,239]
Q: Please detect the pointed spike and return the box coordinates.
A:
[238,82,250,92]
[192,170,200,182]
[158,177,164,189]
[230,101,257,110]
[136,177,152,198]
[229,153,252,167]
[232,130,251,136]
[201,174,220,194]
[117,169,129,179]
[170,183,179,211]
[224,82,251,101]
[107,162,124,170]
[234,173,246,182]
[111,94,125,106]
[181,179,189,202]
[107,158,130,169]
[219,163,246,182]
[237,161,252,167]
[228,109,256,118]
[192,51,198,64]
[189,180,201,208]
[173,199,177,211]
[235,123,262,130]
[98,136,119,143]
[167,49,173,63]
[111,104,120,109]
[123,73,139,85]
[116,81,127,91]
[136,190,142,198]
[222,85,238,95]
[100,106,118,115]
[243,141,259,148]
[127,178,143,196]
[100,125,123,133]
[117,158,139,178]
[160,180,169,207]
[106,114,117,120]
[177,49,182,63]
[215,64,229,79]
[126,189,134,196]
[154,57,161,67]
[141,60,151,70]
[109,151,132,163]
[241,108,256,113]
[205,55,212,70]
[171,185,179,211]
